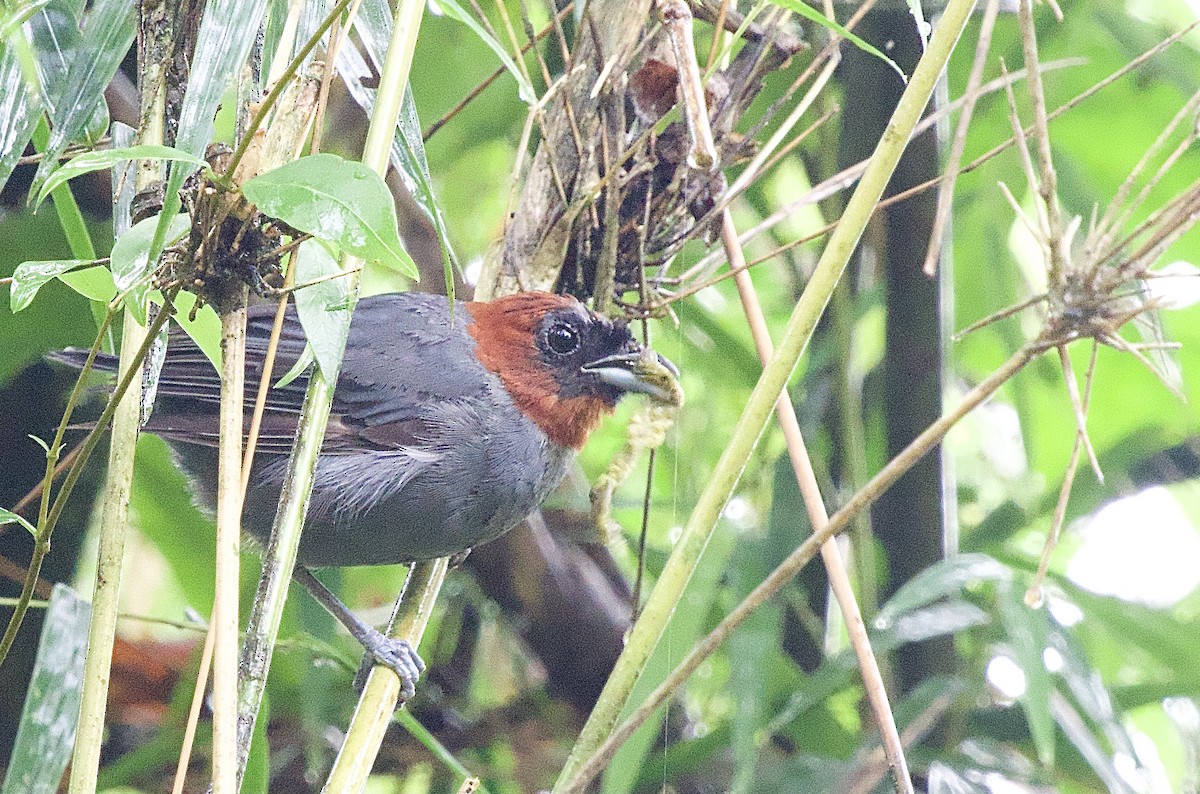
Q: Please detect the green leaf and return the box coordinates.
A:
[9,258,92,312]
[166,290,222,370]
[57,264,116,305]
[0,507,37,537]
[110,213,190,291]
[1,584,90,794]
[417,0,536,104]
[0,0,52,42]
[0,5,46,194]
[293,240,352,379]
[876,553,1013,625]
[35,145,208,208]
[273,344,313,389]
[765,0,904,81]
[242,153,418,278]
[29,0,135,193]
[998,583,1055,767]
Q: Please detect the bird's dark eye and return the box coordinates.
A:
[546,321,581,355]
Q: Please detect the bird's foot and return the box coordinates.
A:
[352,628,426,702]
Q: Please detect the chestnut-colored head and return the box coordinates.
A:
[467,293,674,449]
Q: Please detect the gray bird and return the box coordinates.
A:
[54,290,677,697]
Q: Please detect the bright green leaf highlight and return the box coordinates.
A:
[110,213,190,291]
[294,240,352,379]
[58,266,116,306]
[166,290,222,370]
[10,258,92,312]
[767,0,905,81]
[36,144,208,208]
[242,153,418,279]
[432,0,537,105]
[0,508,36,537]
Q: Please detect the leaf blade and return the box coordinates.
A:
[242,153,418,278]
[9,258,91,312]
[35,144,208,208]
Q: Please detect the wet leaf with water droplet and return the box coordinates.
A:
[243,153,418,279]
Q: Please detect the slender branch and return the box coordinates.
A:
[323,559,448,791]
[171,619,216,794]
[727,214,911,792]
[1018,0,1067,284]
[561,344,1039,791]
[316,1,430,789]
[212,294,248,794]
[923,0,1001,275]
[552,2,980,788]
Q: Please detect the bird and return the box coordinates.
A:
[52,290,678,699]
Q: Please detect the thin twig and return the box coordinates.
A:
[953,292,1048,340]
[1018,0,1068,283]
[704,0,732,72]
[171,620,216,794]
[726,212,912,793]
[700,13,908,786]
[1026,340,1099,606]
[422,4,573,140]
[561,344,1040,791]
[1057,344,1102,481]
[659,0,718,170]
[65,296,176,794]
[924,0,1001,275]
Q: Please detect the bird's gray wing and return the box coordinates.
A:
[145,293,490,455]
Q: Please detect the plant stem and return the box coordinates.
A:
[726,214,911,793]
[212,293,248,794]
[552,1,979,788]
[562,344,1039,791]
[235,368,336,779]
[67,307,150,794]
[319,0,429,784]
[323,559,448,792]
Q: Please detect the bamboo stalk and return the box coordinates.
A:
[316,0,431,788]
[66,311,147,794]
[560,344,1039,791]
[212,295,247,794]
[552,1,980,787]
[323,559,448,792]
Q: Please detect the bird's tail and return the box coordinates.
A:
[46,347,120,375]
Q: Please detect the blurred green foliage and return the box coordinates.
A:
[2,1,1200,792]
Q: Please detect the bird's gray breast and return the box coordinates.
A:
[279,377,573,567]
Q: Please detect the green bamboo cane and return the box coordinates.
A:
[552,1,981,788]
